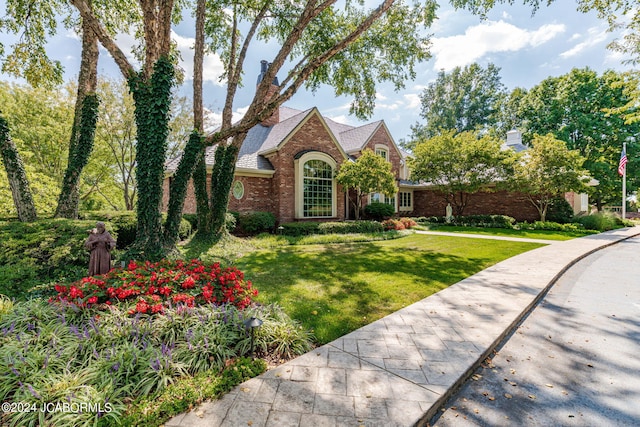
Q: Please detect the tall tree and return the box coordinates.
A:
[72,0,438,259]
[409,129,514,215]
[0,114,37,221]
[54,10,100,219]
[408,62,506,149]
[515,68,640,210]
[513,134,588,221]
[336,149,398,220]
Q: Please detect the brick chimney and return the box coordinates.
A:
[257,60,280,127]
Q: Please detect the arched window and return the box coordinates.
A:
[295,152,337,218]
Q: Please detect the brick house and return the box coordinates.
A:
[163,65,585,224]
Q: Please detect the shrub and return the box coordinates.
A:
[364,202,395,220]
[80,211,192,248]
[237,211,276,235]
[0,218,100,299]
[399,217,417,229]
[51,259,258,313]
[225,212,237,232]
[575,213,621,231]
[519,221,586,232]
[280,222,320,236]
[547,197,575,224]
[381,219,405,231]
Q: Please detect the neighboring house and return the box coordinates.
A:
[163,64,588,224]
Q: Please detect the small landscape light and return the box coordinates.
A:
[244,317,263,358]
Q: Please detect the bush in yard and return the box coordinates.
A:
[575,212,624,231]
[364,202,395,220]
[398,217,417,229]
[381,219,405,231]
[51,259,258,313]
[237,211,276,235]
[546,197,575,224]
[0,299,311,427]
[0,218,102,300]
[279,222,321,236]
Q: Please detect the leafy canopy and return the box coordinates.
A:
[336,148,398,201]
[513,133,588,221]
[409,129,514,215]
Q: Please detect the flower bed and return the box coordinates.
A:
[52,259,258,314]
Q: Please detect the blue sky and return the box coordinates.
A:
[0,1,634,142]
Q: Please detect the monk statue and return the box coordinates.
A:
[85,221,116,276]
[445,203,453,223]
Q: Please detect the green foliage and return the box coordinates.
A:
[208,144,239,238]
[409,130,515,215]
[336,149,398,219]
[129,56,176,261]
[514,68,640,209]
[115,358,266,427]
[237,211,276,235]
[279,220,384,236]
[546,197,575,224]
[364,202,395,220]
[513,134,588,221]
[519,221,586,232]
[417,214,516,229]
[409,63,507,147]
[0,114,37,221]
[55,93,101,219]
[0,300,306,427]
[0,219,99,299]
[575,212,625,231]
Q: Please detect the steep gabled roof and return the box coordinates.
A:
[338,121,383,153]
[164,105,403,175]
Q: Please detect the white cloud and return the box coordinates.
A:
[403,93,421,110]
[431,20,565,70]
[560,27,608,58]
[326,114,353,125]
[172,31,225,85]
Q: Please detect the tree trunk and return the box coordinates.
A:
[163,132,204,245]
[208,142,239,238]
[55,16,99,219]
[193,152,211,238]
[0,116,37,222]
[129,56,175,260]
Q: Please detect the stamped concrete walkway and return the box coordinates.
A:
[166,227,640,427]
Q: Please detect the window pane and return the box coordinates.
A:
[303,159,333,217]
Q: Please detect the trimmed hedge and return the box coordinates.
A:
[237,211,276,235]
[279,220,384,236]
[416,214,517,229]
[364,202,395,220]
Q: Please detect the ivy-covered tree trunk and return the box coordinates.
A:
[208,142,239,238]
[55,18,99,219]
[193,152,211,237]
[0,116,37,222]
[163,131,204,245]
[129,57,175,260]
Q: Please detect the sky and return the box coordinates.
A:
[0,1,635,143]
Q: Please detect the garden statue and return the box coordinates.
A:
[445,203,453,223]
[85,221,116,276]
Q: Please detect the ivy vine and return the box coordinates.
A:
[128,56,176,261]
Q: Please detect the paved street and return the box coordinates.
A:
[434,236,640,426]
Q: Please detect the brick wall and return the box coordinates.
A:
[360,126,403,177]
[162,175,274,215]
[267,112,347,223]
[413,189,541,222]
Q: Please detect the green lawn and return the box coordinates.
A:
[417,225,595,241]
[233,233,543,344]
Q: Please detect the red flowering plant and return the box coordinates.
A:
[51,259,258,315]
[381,219,406,231]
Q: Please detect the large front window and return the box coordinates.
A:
[295,152,337,219]
[303,159,333,217]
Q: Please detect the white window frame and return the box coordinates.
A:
[374,144,389,161]
[398,190,413,211]
[294,152,337,219]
